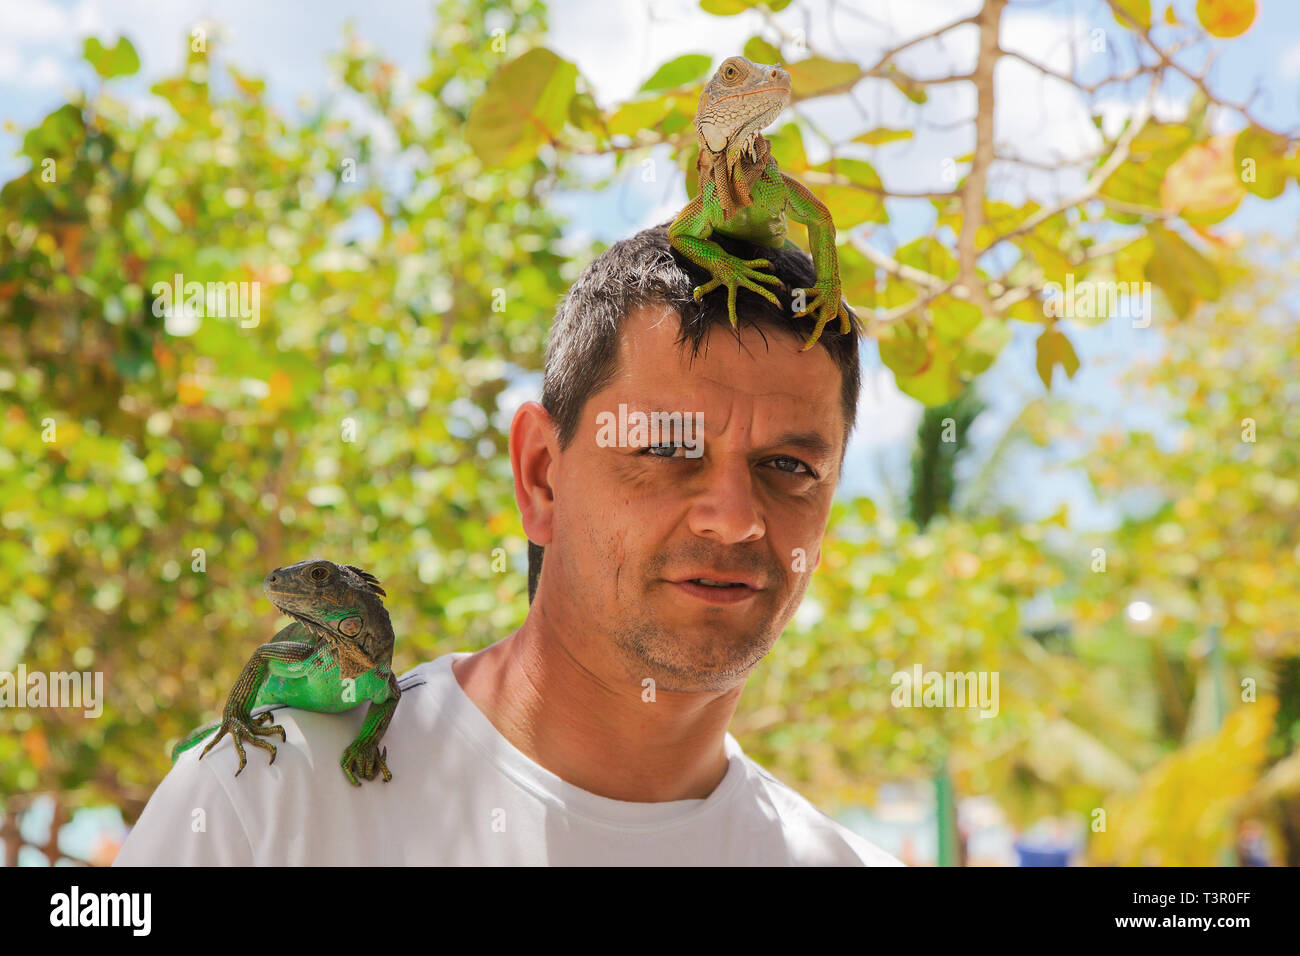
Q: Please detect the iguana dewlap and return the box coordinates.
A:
[668,55,851,350]
[170,559,401,786]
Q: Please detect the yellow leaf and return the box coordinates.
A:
[1159,134,1245,223]
[1196,0,1256,38]
[1035,328,1079,389]
[1112,0,1152,30]
[264,370,292,411]
[177,377,205,406]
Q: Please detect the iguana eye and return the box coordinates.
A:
[725,66,736,77]
[310,566,329,581]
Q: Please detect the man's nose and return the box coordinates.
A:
[686,457,764,544]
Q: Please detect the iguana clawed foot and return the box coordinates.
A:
[692,255,785,328]
[199,711,287,776]
[341,740,392,786]
[793,280,852,351]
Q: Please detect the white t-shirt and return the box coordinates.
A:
[113,651,903,866]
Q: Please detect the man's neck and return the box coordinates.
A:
[450,609,742,803]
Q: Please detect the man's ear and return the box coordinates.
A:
[510,401,557,548]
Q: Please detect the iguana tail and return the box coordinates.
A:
[170,721,221,763]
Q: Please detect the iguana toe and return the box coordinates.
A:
[794,285,850,350]
[693,256,785,328]
[199,713,285,777]
[341,740,393,786]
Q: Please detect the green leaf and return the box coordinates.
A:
[22,104,85,161]
[880,324,966,405]
[567,92,604,135]
[1143,224,1220,318]
[743,36,782,64]
[466,48,579,168]
[1100,122,1195,218]
[766,123,808,172]
[957,315,1012,377]
[605,92,684,138]
[639,54,713,93]
[83,36,140,80]
[888,68,927,105]
[700,0,792,14]
[808,157,888,227]
[895,238,957,281]
[929,296,982,343]
[853,127,913,146]
[1035,328,1080,389]
[787,57,861,98]
[1233,126,1289,200]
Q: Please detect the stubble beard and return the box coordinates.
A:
[610,589,784,693]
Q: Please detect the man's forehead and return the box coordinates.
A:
[609,303,841,409]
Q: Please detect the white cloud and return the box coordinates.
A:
[23,54,68,90]
[0,46,19,81]
[849,364,922,450]
[1280,40,1300,80]
[0,0,69,41]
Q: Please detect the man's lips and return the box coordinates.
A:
[668,572,763,605]
[670,571,763,590]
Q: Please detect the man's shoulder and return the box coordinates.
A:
[116,654,462,865]
[729,743,904,866]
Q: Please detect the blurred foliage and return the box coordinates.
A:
[1061,233,1300,862]
[1090,697,1277,865]
[0,0,589,827]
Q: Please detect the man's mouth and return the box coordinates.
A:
[670,573,762,605]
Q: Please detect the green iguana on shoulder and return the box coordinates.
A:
[170,559,401,786]
[668,55,851,351]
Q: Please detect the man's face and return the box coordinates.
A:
[547,303,846,692]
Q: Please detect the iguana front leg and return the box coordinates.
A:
[340,670,401,785]
[782,173,852,350]
[668,191,785,328]
[199,640,317,776]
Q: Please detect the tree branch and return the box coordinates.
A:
[956,0,1006,313]
[977,98,1152,255]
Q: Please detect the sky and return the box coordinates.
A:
[1,0,1297,533]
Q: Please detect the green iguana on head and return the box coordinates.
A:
[668,55,852,350]
[170,559,401,786]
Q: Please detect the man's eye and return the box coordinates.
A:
[646,443,684,459]
[769,456,812,475]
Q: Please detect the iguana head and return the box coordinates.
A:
[695,56,791,159]
[263,559,394,669]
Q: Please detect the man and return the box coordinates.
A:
[114,223,902,865]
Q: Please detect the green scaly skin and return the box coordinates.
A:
[668,55,851,350]
[171,559,401,786]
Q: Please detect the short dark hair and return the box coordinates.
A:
[527,220,862,603]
